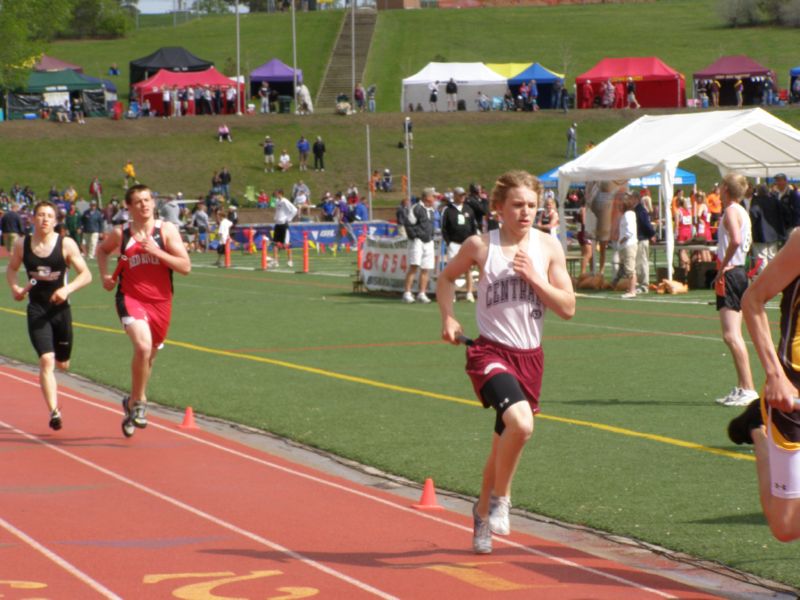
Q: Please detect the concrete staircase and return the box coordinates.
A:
[315,8,377,111]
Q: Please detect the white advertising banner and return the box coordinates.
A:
[360,236,439,293]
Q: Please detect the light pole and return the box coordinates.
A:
[236,2,242,115]
[292,0,298,112]
[351,0,356,98]
[404,117,412,201]
[366,124,373,221]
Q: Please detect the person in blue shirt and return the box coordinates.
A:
[296,135,311,172]
[318,192,336,222]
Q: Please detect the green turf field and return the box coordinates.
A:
[0,252,797,590]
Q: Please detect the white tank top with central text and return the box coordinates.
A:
[476,228,546,350]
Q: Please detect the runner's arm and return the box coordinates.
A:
[515,233,575,321]
[51,237,92,304]
[96,227,122,290]
[742,230,800,412]
[146,221,191,275]
[437,235,485,344]
[4,237,26,300]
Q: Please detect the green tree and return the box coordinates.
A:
[196,0,232,14]
[224,0,273,11]
[67,0,133,39]
[0,0,72,90]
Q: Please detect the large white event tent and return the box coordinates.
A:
[557,108,800,279]
[401,62,507,112]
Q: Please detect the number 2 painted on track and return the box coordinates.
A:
[143,571,318,599]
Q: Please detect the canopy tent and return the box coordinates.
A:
[33,54,83,73]
[538,166,696,188]
[249,58,303,98]
[485,63,530,79]
[129,47,213,87]
[575,57,685,109]
[132,67,243,115]
[79,74,118,110]
[508,62,565,109]
[693,55,775,107]
[401,62,508,112]
[7,70,107,120]
[557,108,800,279]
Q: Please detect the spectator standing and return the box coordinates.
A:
[445,78,459,112]
[225,85,237,114]
[1,203,24,252]
[5,201,92,430]
[714,173,757,407]
[774,173,800,236]
[428,80,440,112]
[218,167,232,200]
[191,203,210,252]
[611,193,638,298]
[749,184,784,274]
[441,186,478,302]
[551,79,562,110]
[81,200,105,259]
[403,116,414,149]
[297,135,311,171]
[695,191,713,242]
[64,203,81,244]
[89,177,103,207]
[63,185,78,204]
[626,77,641,109]
[162,86,171,117]
[395,197,410,239]
[354,83,366,112]
[259,82,270,114]
[535,195,559,238]
[529,80,539,111]
[214,209,233,267]
[735,78,744,107]
[566,122,578,159]
[709,79,721,107]
[634,192,656,293]
[272,190,298,267]
[312,136,326,171]
[581,80,594,109]
[402,188,436,303]
[159,195,182,228]
[262,136,276,173]
[367,84,377,113]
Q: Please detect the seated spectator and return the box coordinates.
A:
[108,63,119,76]
[381,169,393,192]
[257,190,271,208]
[278,150,292,171]
[477,91,490,111]
[218,123,232,143]
[318,192,336,222]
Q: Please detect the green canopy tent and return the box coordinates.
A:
[7,70,106,120]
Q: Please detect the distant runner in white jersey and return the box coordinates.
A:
[437,170,576,554]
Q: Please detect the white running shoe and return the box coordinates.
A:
[472,504,492,554]
[716,387,759,407]
[287,260,294,268]
[465,292,475,303]
[489,494,511,535]
[401,292,415,304]
[416,293,431,304]
[621,292,637,299]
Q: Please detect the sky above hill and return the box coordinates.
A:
[138,1,249,13]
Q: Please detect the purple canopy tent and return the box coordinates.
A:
[249,59,303,98]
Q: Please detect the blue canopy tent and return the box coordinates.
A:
[539,166,697,188]
[508,63,565,109]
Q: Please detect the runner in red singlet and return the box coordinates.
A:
[96,185,191,437]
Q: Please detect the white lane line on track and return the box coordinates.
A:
[0,515,123,600]
[0,368,676,599]
[0,418,398,600]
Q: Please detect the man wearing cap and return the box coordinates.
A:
[402,188,436,304]
[566,123,578,159]
[81,200,105,259]
[440,187,478,302]
[774,173,800,237]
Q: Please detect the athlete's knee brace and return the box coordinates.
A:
[480,372,529,436]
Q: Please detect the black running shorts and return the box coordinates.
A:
[27,302,72,362]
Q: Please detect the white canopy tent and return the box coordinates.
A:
[401,62,508,112]
[557,108,800,279]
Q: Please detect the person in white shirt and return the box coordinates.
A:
[214,209,233,267]
[278,150,293,172]
[611,193,638,298]
[437,170,575,554]
[272,190,298,268]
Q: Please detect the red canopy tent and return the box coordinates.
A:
[575,57,685,109]
[34,54,83,73]
[132,68,243,115]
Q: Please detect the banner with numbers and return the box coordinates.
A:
[360,236,439,293]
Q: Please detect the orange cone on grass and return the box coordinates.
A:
[412,478,443,510]
[179,406,199,430]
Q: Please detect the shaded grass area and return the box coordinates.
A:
[0,252,797,589]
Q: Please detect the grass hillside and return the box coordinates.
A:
[365,0,800,111]
[50,12,343,103]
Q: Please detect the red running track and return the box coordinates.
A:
[0,363,725,600]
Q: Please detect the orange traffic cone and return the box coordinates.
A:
[412,478,443,510]
[179,406,199,430]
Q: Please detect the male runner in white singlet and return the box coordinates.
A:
[437,170,576,554]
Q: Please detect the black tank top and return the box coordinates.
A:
[22,234,68,305]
